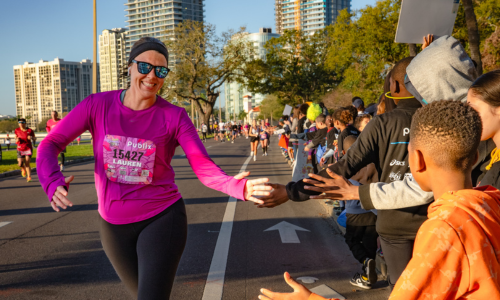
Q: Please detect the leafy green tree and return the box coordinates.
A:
[258,95,285,122]
[326,0,409,103]
[238,110,247,121]
[239,29,339,106]
[161,20,254,131]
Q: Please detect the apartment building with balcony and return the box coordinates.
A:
[124,0,205,66]
[14,59,98,129]
[276,0,351,35]
[99,28,127,92]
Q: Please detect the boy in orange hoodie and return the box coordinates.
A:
[259,100,500,300]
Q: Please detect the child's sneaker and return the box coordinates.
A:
[350,273,371,289]
[363,258,377,285]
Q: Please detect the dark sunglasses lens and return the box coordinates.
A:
[137,62,153,74]
[155,67,169,79]
[18,122,25,124]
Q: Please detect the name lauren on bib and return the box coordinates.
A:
[112,159,143,167]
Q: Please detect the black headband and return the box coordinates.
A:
[128,41,169,65]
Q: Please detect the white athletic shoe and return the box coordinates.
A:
[250,151,254,156]
[265,152,268,156]
[253,155,256,161]
[60,164,64,171]
[262,153,265,156]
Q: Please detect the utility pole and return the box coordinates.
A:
[218,95,221,123]
[92,0,98,94]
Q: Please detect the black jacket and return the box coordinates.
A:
[286,98,427,240]
[308,127,328,148]
[337,125,360,158]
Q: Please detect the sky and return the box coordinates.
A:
[0,0,377,115]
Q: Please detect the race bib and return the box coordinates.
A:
[103,135,156,185]
[260,133,267,139]
[20,149,32,156]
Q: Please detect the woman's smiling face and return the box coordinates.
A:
[129,50,167,99]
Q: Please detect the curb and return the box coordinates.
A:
[0,157,95,179]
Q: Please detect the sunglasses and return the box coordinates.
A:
[132,60,170,79]
[18,121,26,124]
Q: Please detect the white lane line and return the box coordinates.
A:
[207,146,212,149]
[201,155,252,300]
[0,222,12,229]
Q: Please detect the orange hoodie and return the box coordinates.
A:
[308,186,500,300]
[390,186,500,299]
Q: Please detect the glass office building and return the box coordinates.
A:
[224,28,280,121]
[276,0,351,35]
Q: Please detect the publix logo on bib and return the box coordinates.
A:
[127,141,153,149]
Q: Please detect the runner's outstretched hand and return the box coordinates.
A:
[303,169,359,201]
[259,272,313,300]
[234,172,271,204]
[255,183,289,208]
[51,176,74,212]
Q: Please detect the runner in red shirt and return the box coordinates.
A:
[15,118,36,182]
[46,111,66,171]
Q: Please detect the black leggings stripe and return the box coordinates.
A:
[100,199,188,300]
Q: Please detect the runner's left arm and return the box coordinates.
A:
[176,109,247,200]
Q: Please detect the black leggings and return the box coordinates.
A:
[379,236,414,290]
[100,199,188,300]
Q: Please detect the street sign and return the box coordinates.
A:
[264,221,310,243]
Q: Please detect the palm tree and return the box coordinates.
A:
[462,0,483,75]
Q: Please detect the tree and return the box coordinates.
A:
[326,0,409,103]
[161,20,254,133]
[0,120,17,133]
[237,110,247,122]
[239,29,339,106]
[37,117,51,132]
[258,95,284,122]
[462,0,483,75]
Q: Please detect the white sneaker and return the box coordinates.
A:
[60,164,64,171]
[265,152,268,156]
[262,153,265,156]
[250,151,254,156]
[253,155,256,161]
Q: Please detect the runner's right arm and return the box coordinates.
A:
[37,96,93,202]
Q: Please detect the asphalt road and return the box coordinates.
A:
[0,136,390,300]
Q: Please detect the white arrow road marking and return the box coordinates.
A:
[201,155,252,300]
[0,222,12,228]
[310,285,345,300]
[264,221,310,243]
[297,277,318,284]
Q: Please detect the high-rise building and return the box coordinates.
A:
[275,0,351,35]
[99,28,127,92]
[224,28,280,121]
[124,0,205,65]
[14,59,98,128]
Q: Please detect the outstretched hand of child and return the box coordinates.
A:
[51,176,74,212]
[259,272,313,300]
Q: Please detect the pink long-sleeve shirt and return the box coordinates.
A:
[37,90,247,224]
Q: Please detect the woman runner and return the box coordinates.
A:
[36,37,271,300]
[249,119,260,161]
